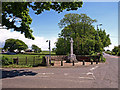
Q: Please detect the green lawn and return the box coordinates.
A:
[2,54,45,67]
[23,51,56,55]
[1,51,56,68]
[40,51,55,54]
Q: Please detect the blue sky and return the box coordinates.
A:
[29,2,118,50]
[0,2,118,50]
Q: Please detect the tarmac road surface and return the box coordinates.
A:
[1,53,119,88]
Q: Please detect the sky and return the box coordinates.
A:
[0,2,118,51]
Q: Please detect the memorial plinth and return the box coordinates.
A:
[68,38,78,63]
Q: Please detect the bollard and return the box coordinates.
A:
[61,60,63,66]
[91,60,93,65]
[96,60,98,64]
[73,61,74,66]
[83,60,85,65]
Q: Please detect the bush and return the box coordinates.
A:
[112,52,116,55]
[99,52,106,62]
[99,55,106,62]
[101,57,106,62]
[105,51,112,55]
[1,56,12,65]
[117,52,120,56]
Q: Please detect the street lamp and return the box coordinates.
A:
[46,40,51,64]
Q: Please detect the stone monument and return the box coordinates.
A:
[68,38,78,63]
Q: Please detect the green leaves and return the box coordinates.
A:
[2,2,83,39]
[32,44,42,53]
[112,45,120,55]
[4,38,28,52]
[55,13,111,55]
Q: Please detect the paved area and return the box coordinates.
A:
[53,61,97,67]
[1,53,118,88]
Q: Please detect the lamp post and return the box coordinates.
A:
[46,40,51,64]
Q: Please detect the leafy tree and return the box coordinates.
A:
[1,56,12,65]
[54,38,70,55]
[112,45,120,55]
[2,2,83,40]
[58,13,97,37]
[4,38,28,52]
[31,44,42,53]
[55,13,111,55]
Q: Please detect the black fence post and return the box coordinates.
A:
[73,61,74,66]
[83,60,85,65]
[61,60,63,66]
[11,58,13,64]
[26,57,27,65]
[33,57,35,66]
[17,57,19,65]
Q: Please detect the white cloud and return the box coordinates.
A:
[104,44,116,51]
[0,26,117,51]
[0,28,57,51]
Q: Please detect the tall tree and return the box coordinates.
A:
[58,13,97,37]
[31,44,42,53]
[112,45,120,56]
[55,13,111,55]
[4,38,28,52]
[2,2,83,40]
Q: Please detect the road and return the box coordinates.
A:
[1,53,119,88]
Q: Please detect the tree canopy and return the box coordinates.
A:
[4,38,28,52]
[2,2,83,40]
[112,45,120,56]
[31,44,42,53]
[54,13,111,55]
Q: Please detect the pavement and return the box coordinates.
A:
[1,53,119,88]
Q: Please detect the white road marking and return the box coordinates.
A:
[79,77,94,80]
[64,73,68,76]
[90,66,98,71]
[86,72,96,80]
[87,65,99,80]
[38,76,49,77]
[86,72,93,75]
[38,73,54,75]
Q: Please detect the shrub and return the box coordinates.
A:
[99,55,106,62]
[90,58,94,62]
[99,52,106,62]
[1,56,12,65]
[117,52,120,56]
[105,51,112,55]
[101,57,106,62]
[112,52,116,55]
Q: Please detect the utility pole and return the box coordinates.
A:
[46,40,51,65]
[49,40,51,64]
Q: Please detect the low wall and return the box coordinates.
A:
[50,55,100,62]
[76,55,100,62]
[51,55,68,61]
